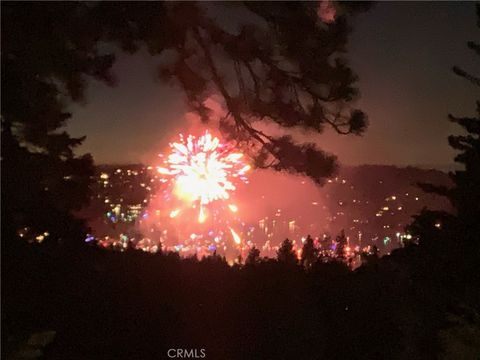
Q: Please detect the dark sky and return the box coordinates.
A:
[67,2,479,169]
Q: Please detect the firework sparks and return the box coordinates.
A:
[169,209,180,218]
[229,227,242,245]
[198,205,207,223]
[158,131,250,223]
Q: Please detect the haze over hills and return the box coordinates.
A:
[86,164,451,257]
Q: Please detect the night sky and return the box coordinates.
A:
[67,2,479,169]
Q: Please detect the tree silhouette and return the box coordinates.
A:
[402,11,480,358]
[245,246,261,266]
[277,238,298,265]
[409,4,480,256]
[300,235,318,269]
[1,3,117,248]
[95,2,369,184]
[360,244,379,267]
[334,229,348,262]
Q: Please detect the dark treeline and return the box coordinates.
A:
[3,213,479,360]
[1,237,467,359]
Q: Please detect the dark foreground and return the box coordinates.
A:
[3,240,480,360]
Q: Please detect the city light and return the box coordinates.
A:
[83,160,438,261]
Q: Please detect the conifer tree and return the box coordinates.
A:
[277,238,298,265]
[410,4,480,254]
[301,235,318,269]
[245,246,261,266]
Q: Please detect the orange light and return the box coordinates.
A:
[169,209,180,218]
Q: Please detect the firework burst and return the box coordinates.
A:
[141,131,252,257]
[157,131,250,224]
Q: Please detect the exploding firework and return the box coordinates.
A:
[137,130,251,257]
[156,131,250,224]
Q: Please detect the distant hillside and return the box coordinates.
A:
[88,163,454,255]
[321,165,452,251]
[338,165,452,205]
